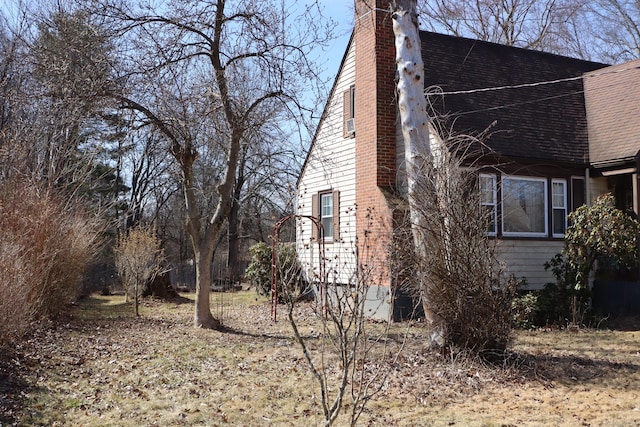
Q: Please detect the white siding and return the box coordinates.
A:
[395,121,442,196]
[297,41,358,285]
[496,240,564,289]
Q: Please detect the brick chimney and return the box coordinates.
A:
[353,0,397,289]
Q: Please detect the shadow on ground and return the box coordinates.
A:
[0,350,34,424]
[504,350,640,387]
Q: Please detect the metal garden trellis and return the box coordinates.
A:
[271,214,326,321]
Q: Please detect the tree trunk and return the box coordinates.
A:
[227,143,248,283]
[183,131,242,329]
[181,152,221,329]
[194,246,220,329]
[134,280,139,316]
[392,0,443,346]
[227,197,241,282]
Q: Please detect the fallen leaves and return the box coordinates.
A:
[1,293,640,426]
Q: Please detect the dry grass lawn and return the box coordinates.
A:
[2,291,640,426]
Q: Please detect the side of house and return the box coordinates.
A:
[296,36,358,289]
[297,2,400,319]
[584,60,640,314]
[297,0,625,319]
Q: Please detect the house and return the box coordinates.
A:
[584,59,640,212]
[583,59,640,314]
[296,0,636,319]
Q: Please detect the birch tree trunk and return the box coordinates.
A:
[392,0,443,346]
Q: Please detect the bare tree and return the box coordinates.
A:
[87,0,332,328]
[116,126,176,230]
[579,0,640,63]
[0,3,126,217]
[29,8,121,197]
[0,18,29,180]
[226,102,301,282]
[419,0,586,54]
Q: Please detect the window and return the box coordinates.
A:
[311,190,340,242]
[320,193,333,239]
[479,174,497,235]
[501,176,548,237]
[481,173,579,238]
[343,85,355,138]
[552,179,567,237]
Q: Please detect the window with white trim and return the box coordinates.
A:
[552,179,567,237]
[311,190,340,242]
[320,193,333,239]
[479,174,497,235]
[501,176,548,237]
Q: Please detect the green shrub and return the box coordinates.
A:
[245,242,272,296]
[512,291,538,329]
[245,242,305,302]
[542,194,640,326]
[537,253,591,326]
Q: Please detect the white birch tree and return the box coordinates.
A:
[392,0,520,351]
[391,0,444,345]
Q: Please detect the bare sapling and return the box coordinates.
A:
[114,224,166,316]
[281,212,404,426]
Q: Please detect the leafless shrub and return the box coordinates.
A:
[403,133,517,354]
[114,224,166,316]
[0,180,101,346]
[284,213,404,426]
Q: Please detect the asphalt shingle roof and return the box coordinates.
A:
[584,59,640,167]
[420,32,608,164]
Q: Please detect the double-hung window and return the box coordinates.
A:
[479,174,497,235]
[311,190,340,242]
[552,179,567,237]
[320,193,333,240]
[501,176,548,237]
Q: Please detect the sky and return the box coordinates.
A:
[313,1,354,83]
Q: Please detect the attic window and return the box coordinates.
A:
[343,85,355,138]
